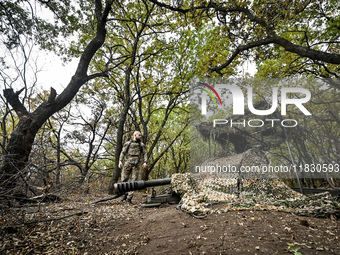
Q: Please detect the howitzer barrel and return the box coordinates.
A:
[113,178,172,194]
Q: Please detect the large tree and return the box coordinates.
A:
[1,0,114,194]
[3,0,339,196]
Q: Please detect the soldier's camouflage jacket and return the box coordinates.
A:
[119,139,147,165]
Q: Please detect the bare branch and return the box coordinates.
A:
[47,87,56,104]
[3,88,29,117]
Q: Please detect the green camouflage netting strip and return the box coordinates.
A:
[171,173,340,218]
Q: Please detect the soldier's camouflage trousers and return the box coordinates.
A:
[121,161,140,200]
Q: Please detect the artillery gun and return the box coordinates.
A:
[92,178,180,207]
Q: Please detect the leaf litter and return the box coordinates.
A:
[0,173,339,254]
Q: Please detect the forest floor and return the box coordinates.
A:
[0,191,339,255]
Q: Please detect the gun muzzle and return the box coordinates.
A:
[113,178,172,194]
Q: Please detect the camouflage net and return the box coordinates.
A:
[171,173,340,218]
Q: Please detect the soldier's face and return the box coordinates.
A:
[134,132,142,140]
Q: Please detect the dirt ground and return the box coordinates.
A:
[1,192,339,255]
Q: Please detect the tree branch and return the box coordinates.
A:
[210,37,275,73]
[47,87,56,104]
[3,88,29,118]
[31,0,114,127]
[150,1,340,72]
[271,35,340,65]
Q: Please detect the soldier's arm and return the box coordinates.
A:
[141,143,147,169]
[119,142,129,162]
[142,143,148,163]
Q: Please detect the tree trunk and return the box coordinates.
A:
[0,117,38,193]
[140,167,149,181]
[55,127,61,189]
[107,67,132,194]
[107,116,126,193]
[0,0,113,195]
[107,9,151,193]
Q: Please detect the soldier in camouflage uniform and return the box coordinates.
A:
[118,131,147,203]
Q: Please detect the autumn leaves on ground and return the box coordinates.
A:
[1,191,339,255]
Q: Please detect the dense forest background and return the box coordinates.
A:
[1,0,339,198]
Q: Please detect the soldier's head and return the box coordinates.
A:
[133,131,142,142]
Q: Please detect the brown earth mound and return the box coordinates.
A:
[1,192,339,254]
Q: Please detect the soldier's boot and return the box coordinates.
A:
[126,196,132,203]
[121,193,128,202]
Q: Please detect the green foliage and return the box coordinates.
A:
[0,0,81,51]
[287,242,306,255]
[253,0,340,79]
[1,0,339,188]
